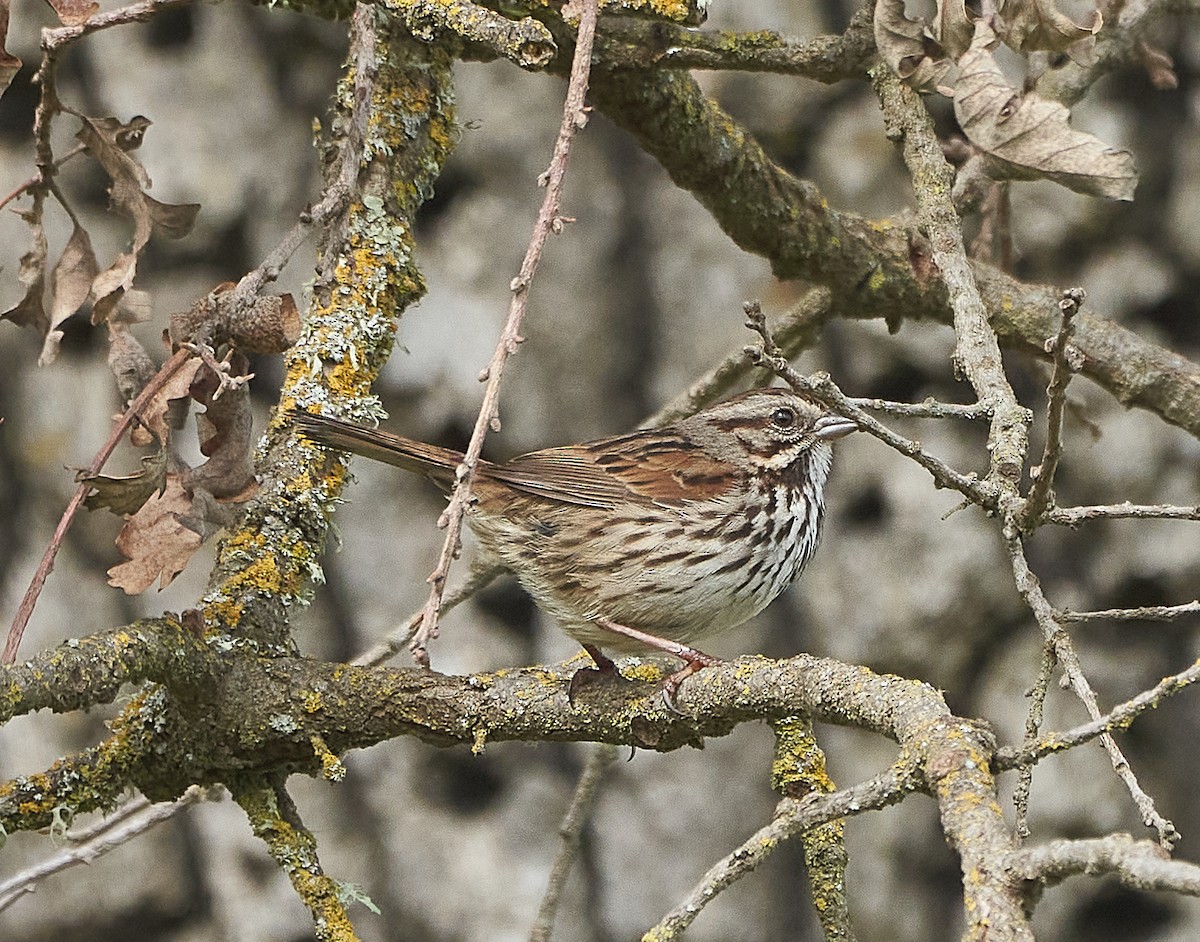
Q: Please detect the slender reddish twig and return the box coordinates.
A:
[2,347,194,664]
[409,0,600,666]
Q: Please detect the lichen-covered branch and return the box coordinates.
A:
[772,717,854,942]
[201,8,456,648]
[235,778,360,942]
[0,618,203,722]
[590,6,874,79]
[385,0,557,71]
[587,64,1200,441]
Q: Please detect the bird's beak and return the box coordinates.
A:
[812,414,857,441]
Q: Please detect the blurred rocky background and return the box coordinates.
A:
[0,1,1198,940]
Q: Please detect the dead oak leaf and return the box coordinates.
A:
[933,0,974,59]
[42,221,99,365]
[73,114,200,323]
[0,0,22,96]
[79,446,168,516]
[874,0,951,93]
[108,473,203,593]
[139,353,203,445]
[1,209,48,333]
[954,20,1136,200]
[999,0,1101,64]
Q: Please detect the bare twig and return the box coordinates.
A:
[528,744,618,942]
[1044,503,1200,526]
[1020,288,1085,530]
[183,342,255,399]
[1013,638,1058,841]
[1058,601,1200,624]
[410,0,600,666]
[3,347,195,664]
[41,0,193,51]
[847,397,992,420]
[0,788,210,913]
[1003,530,1179,847]
[871,65,1030,495]
[997,655,1200,770]
[645,757,920,940]
[1004,834,1200,896]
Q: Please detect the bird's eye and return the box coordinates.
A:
[770,407,796,429]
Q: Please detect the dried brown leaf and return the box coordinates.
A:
[146,195,200,240]
[933,0,974,59]
[999,0,1101,64]
[89,251,137,325]
[0,0,22,97]
[43,0,99,26]
[74,114,200,319]
[80,447,168,516]
[139,354,202,444]
[41,221,99,364]
[954,20,1136,200]
[874,0,951,93]
[189,377,256,499]
[107,473,203,593]
[1,211,48,332]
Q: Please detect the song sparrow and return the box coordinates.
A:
[294,388,855,704]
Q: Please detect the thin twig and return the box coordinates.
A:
[747,352,999,510]
[2,347,195,664]
[1003,529,1179,848]
[846,397,992,420]
[1044,503,1200,526]
[1058,601,1200,624]
[351,562,504,667]
[1003,834,1200,895]
[0,787,210,913]
[1020,288,1085,530]
[1013,638,1058,841]
[410,0,600,667]
[997,656,1200,770]
[41,0,194,51]
[528,744,618,942]
[871,64,1030,495]
[646,287,833,426]
[644,757,920,940]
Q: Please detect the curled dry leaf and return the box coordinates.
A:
[933,0,973,59]
[954,20,1136,200]
[41,221,99,365]
[0,0,21,97]
[998,0,1101,64]
[139,353,203,445]
[79,447,168,516]
[74,114,200,323]
[107,473,203,593]
[1,209,48,333]
[874,0,951,93]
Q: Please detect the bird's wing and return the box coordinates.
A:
[491,431,737,508]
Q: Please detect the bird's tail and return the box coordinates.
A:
[292,412,462,487]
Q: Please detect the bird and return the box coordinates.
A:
[293,387,855,706]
